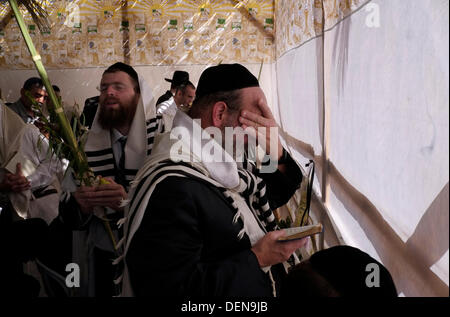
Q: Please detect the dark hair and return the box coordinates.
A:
[282,260,340,297]
[284,246,398,297]
[103,62,140,93]
[52,85,60,93]
[176,80,196,94]
[189,89,241,118]
[23,77,44,91]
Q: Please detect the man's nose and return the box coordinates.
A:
[105,85,116,95]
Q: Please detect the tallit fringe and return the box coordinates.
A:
[114,274,123,285]
[237,228,246,240]
[116,236,126,249]
[112,254,124,265]
[268,269,277,297]
[232,211,241,224]
[117,217,127,229]
[119,199,130,208]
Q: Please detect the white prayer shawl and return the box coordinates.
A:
[68,74,164,296]
[84,76,161,184]
[1,103,64,222]
[119,111,287,296]
[156,96,177,131]
[1,103,30,218]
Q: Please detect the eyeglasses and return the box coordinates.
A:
[97,83,130,93]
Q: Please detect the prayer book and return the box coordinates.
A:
[277,223,323,241]
[4,151,36,178]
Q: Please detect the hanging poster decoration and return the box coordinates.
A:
[151,5,163,22]
[88,40,97,54]
[58,33,67,45]
[72,22,82,34]
[87,25,98,34]
[135,23,146,33]
[248,43,257,57]
[104,29,114,43]
[199,5,210,21]
[264,36,273,48]
[184,37,193,50]
[232,37,241,49]
[28,24,36,36]
[216,18,226,30]
[264,18,273,31]
[168,19,178,31]
[200,46,210,59]
[103,8,114,23]
[136,39,145,51]
[120,21,129,32]
[153,46,162,58]
[58,49,68,63]
[40,26,51,37]
[232,21,242,31]
[0,0,277,69]
[201,31,210,41]
[184,21,194,32]
[168,38,177,50]
[216,37,225,50]
[275,0,367,59]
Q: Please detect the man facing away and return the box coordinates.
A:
[119,63,307,297]
[55,62,164,297]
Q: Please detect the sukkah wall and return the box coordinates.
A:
[0,0,275,69]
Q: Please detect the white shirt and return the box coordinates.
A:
[111,128,127,167]
[156,96,177,117]
[0,124,66,190]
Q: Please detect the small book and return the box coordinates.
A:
[4,151,37,178]
[277,223,323,241]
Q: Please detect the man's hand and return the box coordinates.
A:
[251,230,308,267]
[73,177,127,214]
[239,98,283,161]
[1,163,31,193]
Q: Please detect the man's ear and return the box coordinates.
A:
[211,101,227,128]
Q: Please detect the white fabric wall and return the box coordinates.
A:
[275,0,449,296]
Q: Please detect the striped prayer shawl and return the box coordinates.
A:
[85,115,164,189]
[116,159,282,297]
[121,160,278,254]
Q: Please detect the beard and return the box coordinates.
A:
[97,97,138,130]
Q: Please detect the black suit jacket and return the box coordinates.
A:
[126,155,302,297]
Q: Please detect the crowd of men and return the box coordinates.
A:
[0,63,397,298]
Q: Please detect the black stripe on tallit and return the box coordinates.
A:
[88,158,115,167]
[85,148,113,157]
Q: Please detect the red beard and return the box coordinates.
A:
[98,99,135,130]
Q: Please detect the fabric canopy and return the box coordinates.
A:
[274,0,449,297]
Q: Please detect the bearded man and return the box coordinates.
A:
[53,62,164,297]
[119,63,307,297]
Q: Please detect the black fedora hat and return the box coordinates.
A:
[165,70,189,87]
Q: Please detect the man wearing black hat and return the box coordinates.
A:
[156,80,196,130]
[155,70,189,106]
[54,62,164,297]
[120,64,307,297]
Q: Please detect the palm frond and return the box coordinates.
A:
[1,0,49,31]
